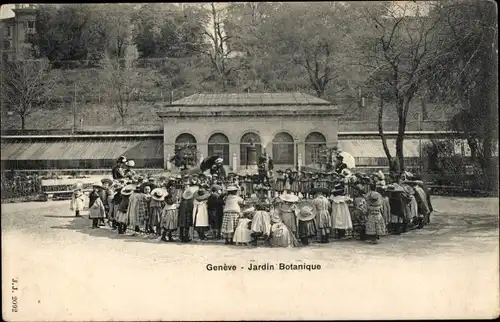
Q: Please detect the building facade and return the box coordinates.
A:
[0,4,37,61]
[157,93,343,170]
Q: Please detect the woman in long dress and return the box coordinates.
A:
[193,188,210,240]
[310,187,332,243]
[330,183,353,239]
[160,195,179,242]
[178,187,195,243]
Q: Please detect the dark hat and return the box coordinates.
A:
[148,177,155,182]
[336,154,344,160]
[101,178,113,185]
[117,155,127,163]
[276,169,284,173]
[211,184,222,192]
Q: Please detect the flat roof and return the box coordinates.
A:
[169,92,332,107]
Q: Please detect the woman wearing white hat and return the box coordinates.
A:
[221,184,244,245]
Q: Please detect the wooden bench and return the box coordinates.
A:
[40,178,95,201]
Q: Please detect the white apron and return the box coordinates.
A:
[193,200,209,227]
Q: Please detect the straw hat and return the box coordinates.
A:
[101,178,113,185]
[374,170,385,180]
[125,160,135,167]
[226,184,238,192]
[121,185,136,196]
[195,188,211,201]
[117,156,127,163]
[365,191,383,207]
[279,193,299,203]
[92,182,104,189]
[310,187,329,195]
[151,188,167,201]
[297,205,316,222]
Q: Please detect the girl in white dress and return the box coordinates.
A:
[193,188,210,240]
[330,182,353,239]
[233,207,255,245]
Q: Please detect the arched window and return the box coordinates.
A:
[240,132,262,166]
[208,133,230,165]
[305,132,327,166]
[272,132,294,165]
[175,133,197,150]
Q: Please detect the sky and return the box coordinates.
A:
[0,4,15,19]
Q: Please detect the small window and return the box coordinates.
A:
[27,21,35,29]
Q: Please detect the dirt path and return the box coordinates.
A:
[2,197,499,320]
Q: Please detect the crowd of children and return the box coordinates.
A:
[70,159,433,247]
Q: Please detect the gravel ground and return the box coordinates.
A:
[2,197,499,321]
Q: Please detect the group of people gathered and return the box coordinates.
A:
[69,155,434,247]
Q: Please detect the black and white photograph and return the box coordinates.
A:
[1,1,498,321]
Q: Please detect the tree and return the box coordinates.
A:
[359,1,443,171]
[195,3,237,90]
[1,59,53,130]
[261,2,353,98]
[30,4,108,66]
[100,55,139,124]
[96,4,134,59]
[427,0,498,190]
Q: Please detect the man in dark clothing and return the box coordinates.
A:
[112,156,126,180]
[207,185,225,240]
[334,155,348,174]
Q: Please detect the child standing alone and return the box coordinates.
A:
[70,184,86,217]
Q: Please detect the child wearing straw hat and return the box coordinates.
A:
[364,191,387,244]
[117,185,135,234]
[297,205,317,245]
[160,195,179,242]
[149,188,167,236]
[221,184,244,245]
[70,183,86,218]
[88,182,106,229]
[275,193,299,235]
[233,207,255,246]
[310,186,332,243]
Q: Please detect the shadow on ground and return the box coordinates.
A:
[48,208,499,257]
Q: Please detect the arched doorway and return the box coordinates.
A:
[240,132,262,166]
[305,132,327,166]
[175,133,197,151]
[208,133,230,165]
[272,132,294,165]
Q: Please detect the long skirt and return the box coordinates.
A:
[281,211,297,234]
[149,206,162,227]
[298,220,317,238]
[221,210,240,238]
[366,213,387,236]
[161,208,178,231]
[117,210,128,224]
[331,203,353,230]
[251,210,271,236]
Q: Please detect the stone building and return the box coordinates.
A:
[0,4,38,61]
[157,93,342,170]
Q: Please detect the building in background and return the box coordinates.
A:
[0,4,38,61]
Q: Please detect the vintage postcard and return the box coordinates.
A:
[1,2,499,321]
